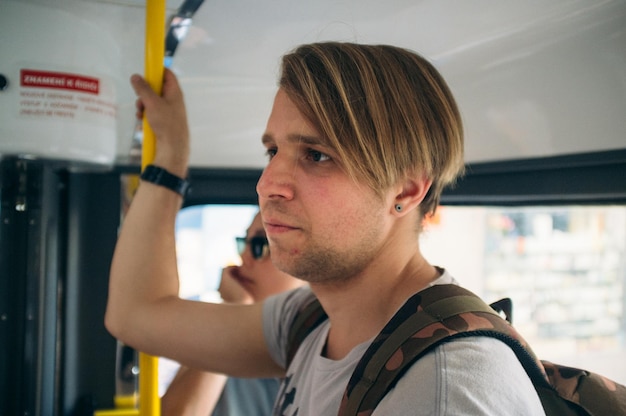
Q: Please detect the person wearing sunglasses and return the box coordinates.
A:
[161,211,304,416]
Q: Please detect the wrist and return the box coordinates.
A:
[140,164,190,197]
[152,154,188,178]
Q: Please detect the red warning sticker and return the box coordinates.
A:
[20,69,100,95]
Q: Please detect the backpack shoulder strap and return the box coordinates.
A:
[337,284,550,416]
[287,284,626,416]
[286,295,327,366]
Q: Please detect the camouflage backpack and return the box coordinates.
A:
[287,284,626,415]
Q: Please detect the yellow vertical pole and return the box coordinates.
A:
[140,1,166,415]
[142,0,165,170]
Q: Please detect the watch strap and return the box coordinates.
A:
[140,164,190,196]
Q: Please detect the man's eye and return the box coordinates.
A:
[308,150,330,162]
[265,148,277,159]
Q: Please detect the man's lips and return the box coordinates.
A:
[263,219,297,234]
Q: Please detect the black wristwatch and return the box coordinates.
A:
[140,164,190,197]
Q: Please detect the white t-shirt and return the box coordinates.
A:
[263,270,546,415]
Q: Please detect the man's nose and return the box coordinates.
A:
[256,156,296,201]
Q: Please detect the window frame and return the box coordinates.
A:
[176,149,626,208]
[441,148,626,206]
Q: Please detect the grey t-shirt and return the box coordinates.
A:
[212,377,280,416]
[263,270,545,415]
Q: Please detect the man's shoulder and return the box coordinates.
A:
[374,336,545,415]
[265,284,315,312]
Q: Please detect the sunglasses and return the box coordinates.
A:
[236,236,270,260]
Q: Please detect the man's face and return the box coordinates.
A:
[256,89,394,285]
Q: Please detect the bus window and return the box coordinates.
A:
[159,203,259,394]
[161,203,626,390]
[174,204,259,301]
[420,205,626,384]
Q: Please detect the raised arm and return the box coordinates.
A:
[104,69,281,378]
[161,266,256,414]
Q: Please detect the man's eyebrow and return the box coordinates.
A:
[261,134,274,146]
[261,133,325,146]
[293,134,325,146]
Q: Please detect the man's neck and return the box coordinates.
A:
[310,253,441,360]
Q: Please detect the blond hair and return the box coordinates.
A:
[279,42,464,218]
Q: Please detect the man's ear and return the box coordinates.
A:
[392,174,432,215]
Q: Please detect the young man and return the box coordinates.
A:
[161,212,304,416]
[106,42,545,415]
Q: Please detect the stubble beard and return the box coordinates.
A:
[273,229,381,286]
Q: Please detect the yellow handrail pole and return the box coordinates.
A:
[141,0,165,170]
[139,1,166,415]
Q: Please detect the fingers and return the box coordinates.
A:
[129,72,161,96]
[131,69,182,105]
[131,74,151,121]
[135,98,144,120]
[129,68,190,175]
[130,73,160,113]
[130,73,152,101]
[219,267,253,305]
[161,68,183,101]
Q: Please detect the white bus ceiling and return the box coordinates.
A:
[1,0,625,168]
